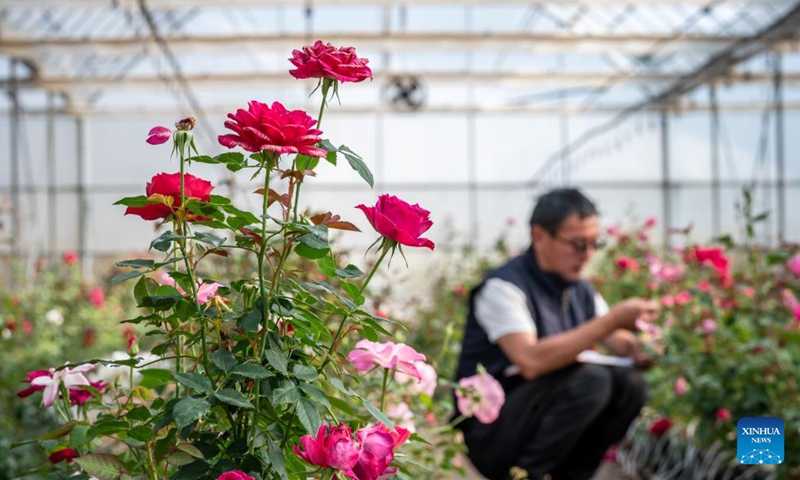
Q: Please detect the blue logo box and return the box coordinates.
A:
[737,417,784,465]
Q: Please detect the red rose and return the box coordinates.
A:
[649,417,672,436]
[217,471,256,480]
[17,370,51,398]
[48,447,79,463]
[692,246,732,286]
[356,194,434,250]
[89,287,105,308]
[716,408,731,421]
[124,172,214,221]
[615,256,640,273]
[218,101,326,157]
[289,41,372,83]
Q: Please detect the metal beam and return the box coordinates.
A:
[6,0,796,7]
[0,32,762,57]
[531,2,800,184]
[10,100,800,117]
[5,70,800,91]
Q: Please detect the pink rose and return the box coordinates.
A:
[89,287,105,308]
[293,424,359,472]
[674,376,688,396]
[615,256,640,273]
[661,295,675,307]
[62,251,78,265]
[124,172,214,222]
[17,370,51,398]
[456,372,505,424]
[161,274,222,305]
[217,471,255,480]
[218,101,326,157]
[674,290,692,305]
[394,360,437,397]
[741,286,755,297]
[347,340,427,381]
[644,216,657,228]
[692,246,732,286]
[701,319,716,335]
[787,254,800,277]
[69,381,106,406]
[289,41,372,83]
[356,194,434,250]
[716,408,731,421]
[606,225,620,237]
[146,125,172,145]
[351,424,398,480]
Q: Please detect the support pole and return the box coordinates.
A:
[9,58,21,288]
[76,116,91,278]
[660,109,672,249]
[709,84,722,237]
[559,54,570,185]
[774,53,786,243]
[47,92,57,264]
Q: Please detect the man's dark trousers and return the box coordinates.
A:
[461,363,646,480]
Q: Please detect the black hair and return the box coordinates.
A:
[529,188,598,235]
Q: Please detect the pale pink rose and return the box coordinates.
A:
[741,286,755,297]
[387,402,416,433]
[456,372,505,424]
[347,340,426,381]
[636,319,662,340]
[674,376,688,396]
[661,295,675,307]
[606,225,620,237]
[663,316,675,328]
[31,364,94,407]
[701,319,716,335]
[698,280,712,292]
[161,274,222,305]
[394,360,437,397]
[786,254,800,277]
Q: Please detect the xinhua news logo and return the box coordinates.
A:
[737,417,784,465]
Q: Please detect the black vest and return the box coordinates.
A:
[455,247,597,386]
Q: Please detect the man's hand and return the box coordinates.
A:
[607,297,660,331]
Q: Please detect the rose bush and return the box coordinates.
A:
[12,41,492,480]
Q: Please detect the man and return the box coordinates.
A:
[455,188,659,480]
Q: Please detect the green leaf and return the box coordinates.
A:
[86,420,129,438]
[195,232,225,247]
[328,377,354,396]
[271,382,299,405]
[298,383,331,407]
[335,264,364,279]
[150,230,183,252]
[73,453,124,480]
[237,307,262,332]
[139,294,184,309]
[138,369,174,389]
[113,195,153,207]
[264,347,287,375]
[320,139,338,166]
[171,461,210,480]
[341,281,365,307]
[296,398,321,434]
[298,226,329,250]
[214,389,254,409]
[116,259,155,269]
[292,364,318,382]
[176,443,204,459]
[267,437,288,480]
[340,145,374,187]
[360,397,395,430]
[172,396,211,428]
[295,243,329,260]
[317,255,337,277]
[173,372,211,393]
[209,194,231,205]
[166,451,195,467]
[186,155,214,164]
[38,420,79,440]
[128,425,153,442]
[125,406,151,423]
[409,432,432,445]
[232,363,273,379]
[296,154,320,171]
[110,270,144,286]
[70,423,90,449]
[133,276,160,305]
[210,349,238,372]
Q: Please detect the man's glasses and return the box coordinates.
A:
[552,236,607,254]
